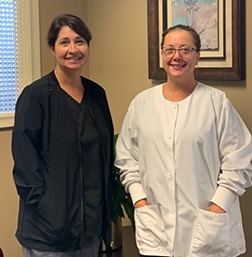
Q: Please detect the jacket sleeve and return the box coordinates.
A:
[12,86,47,205]
[211,99,252,211]
[115,102,147,205]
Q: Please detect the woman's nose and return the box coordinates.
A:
[173,49,183,57]
[69,42,78,52]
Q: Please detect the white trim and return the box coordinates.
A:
[0,113,15,128]
[0,0,41,128]
[30,0,41,82]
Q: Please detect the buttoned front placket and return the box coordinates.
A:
[163,101,179,253]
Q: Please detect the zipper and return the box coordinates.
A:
[77,124,85,249]
[47,85,54,149]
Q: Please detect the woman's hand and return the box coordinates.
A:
[134,198,149,209]
[210,203,226,213]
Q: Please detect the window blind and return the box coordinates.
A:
[0,0,17,113]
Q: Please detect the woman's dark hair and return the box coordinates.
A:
[161,24,201,51]
[47,14,92,48]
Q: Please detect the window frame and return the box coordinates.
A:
[0,0,41,128]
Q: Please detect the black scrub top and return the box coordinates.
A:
[64,85,104,236]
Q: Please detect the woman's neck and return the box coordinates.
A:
[163,78,197,102]
[54,66,84,103]
[54,66,82,89]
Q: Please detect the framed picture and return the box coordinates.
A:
[147,0,246,81]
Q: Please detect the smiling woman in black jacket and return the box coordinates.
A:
[12,14,114,257]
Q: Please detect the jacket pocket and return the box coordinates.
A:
[134,204,170,256]
[188,209,230,257]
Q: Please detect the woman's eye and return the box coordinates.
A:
[60,41,69,45]
[181,48,190,53]
[76,39,86,45]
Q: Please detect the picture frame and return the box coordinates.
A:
[147,0,246,81]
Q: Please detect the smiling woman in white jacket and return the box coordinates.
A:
[115,25,252,257]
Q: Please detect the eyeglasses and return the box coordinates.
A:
[162,46,198,57]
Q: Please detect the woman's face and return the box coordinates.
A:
[161,30,200,80]
[52,26,89,71]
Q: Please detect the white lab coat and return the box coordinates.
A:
[115,83,252,257]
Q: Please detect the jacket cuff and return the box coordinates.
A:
[128,183,147,205]
[210,186,237,211]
